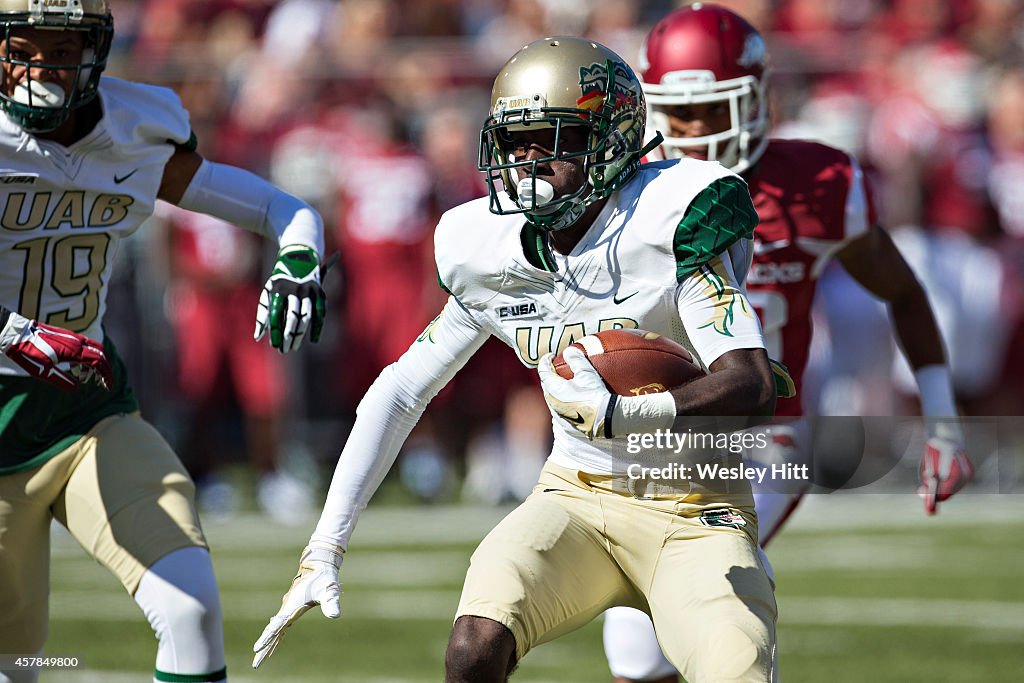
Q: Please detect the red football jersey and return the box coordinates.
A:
[745,140,878,416]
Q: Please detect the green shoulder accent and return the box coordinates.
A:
[674,176,758,282]
[437,270,452,295]
[520,222,557,272]
[154,667,227,683]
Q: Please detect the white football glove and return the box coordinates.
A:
[252,542,343,668]
[538,349,678,440]
[919,421,974,515]
[538,349,616,440]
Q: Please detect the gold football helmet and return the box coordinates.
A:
[479,36,659,231]
[0,0,114,132]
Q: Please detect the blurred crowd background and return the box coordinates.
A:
[98,0,1024,521]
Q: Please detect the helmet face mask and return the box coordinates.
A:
[0,0,113,133]
[480,106,599,231]
[479,37,648,231]
[639,4,770,174]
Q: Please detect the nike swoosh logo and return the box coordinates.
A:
[613,291,639,305]
[113,169,138,184]
[754,238,790,255]
[567,412,586,424]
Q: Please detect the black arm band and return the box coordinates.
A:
[604,393,618,439]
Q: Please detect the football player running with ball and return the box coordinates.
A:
[257,36,781,682]
[602,5,975,683]
[0,2,328,682]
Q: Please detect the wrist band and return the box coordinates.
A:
[915,364,957,417]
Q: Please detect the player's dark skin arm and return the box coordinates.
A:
[835,227,946,371]
[158,148,204,203]
[670,347,775,416]
[664,347,776,434]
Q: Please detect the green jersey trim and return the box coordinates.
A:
[437,270,453,295]
[168,130,199,153]
[674,176,758,282]
[520,222,557,272]
[0,334,139,475]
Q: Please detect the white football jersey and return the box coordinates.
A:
[435,158,765,472]
[309,159,766,549]
[0,77,191,376]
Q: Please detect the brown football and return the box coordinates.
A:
[551,329,704,396]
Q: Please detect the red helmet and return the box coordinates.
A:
[639,3,770,173]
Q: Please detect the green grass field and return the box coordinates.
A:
[43,493,1024,682]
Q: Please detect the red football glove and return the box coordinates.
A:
[0,311,113,392]
[918,425,975,515]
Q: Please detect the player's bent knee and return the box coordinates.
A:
[604,608,677,682]
[134,547,226,678]
[446,615,517,681]
[154,580,219,636]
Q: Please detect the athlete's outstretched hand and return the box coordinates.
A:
[253,542,343,668]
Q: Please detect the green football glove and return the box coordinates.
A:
[254,245,326,353]
[253,542,344,668]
